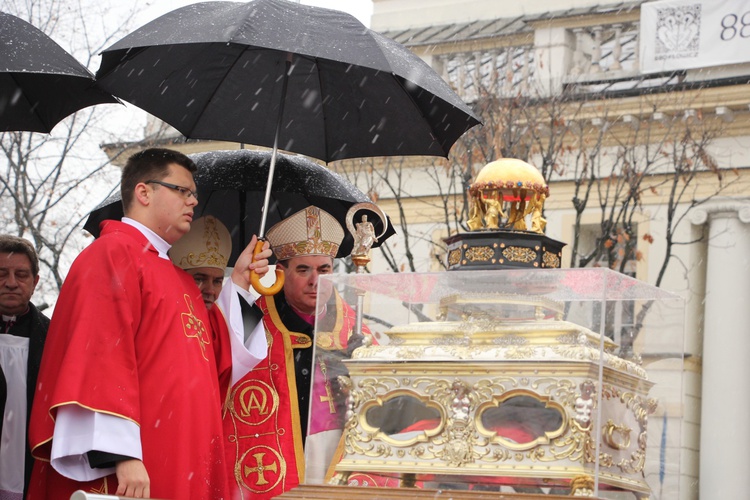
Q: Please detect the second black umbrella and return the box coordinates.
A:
[84,149,396,265]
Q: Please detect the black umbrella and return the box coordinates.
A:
[94,0,477,293]
[84,149,396,265]
[95,0,479,162]
[0,12,116,133]
[95,0,479,228]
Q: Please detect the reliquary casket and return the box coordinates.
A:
[309,270,685,499]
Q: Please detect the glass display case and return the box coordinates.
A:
[306,268,685,499]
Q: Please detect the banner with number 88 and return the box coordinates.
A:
[640,0,750,73]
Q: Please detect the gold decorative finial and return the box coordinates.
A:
[468,158,549,234]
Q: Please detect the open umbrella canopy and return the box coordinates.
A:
[0,12,116,133]
[84,149,396,264]
[94,0,480,162]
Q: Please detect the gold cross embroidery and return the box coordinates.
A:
[181,294,210,360]
[244,452,278,486]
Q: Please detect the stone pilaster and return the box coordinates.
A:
[690,200,750,498]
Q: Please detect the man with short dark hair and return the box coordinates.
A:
[28,148,272,500]
[0,235,49,500]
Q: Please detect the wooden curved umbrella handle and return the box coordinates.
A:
[250,239,285,296]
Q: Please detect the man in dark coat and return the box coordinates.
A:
[0,235,49,499]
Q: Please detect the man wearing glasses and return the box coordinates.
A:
[28,148,272,500]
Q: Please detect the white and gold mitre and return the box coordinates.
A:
[266,206,344,261]
[169,215,232,270]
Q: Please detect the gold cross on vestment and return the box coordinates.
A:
[181,294,210,360]
[244,452,278,486]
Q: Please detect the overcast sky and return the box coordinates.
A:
[137,0,374,27]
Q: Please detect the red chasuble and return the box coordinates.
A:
[28,221,232,499]
[222,291,361,500]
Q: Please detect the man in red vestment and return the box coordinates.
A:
[222,206,368,499]
[27,148,272,499]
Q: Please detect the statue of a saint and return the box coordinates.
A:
[467,195,485,230]
[483,197,504,229]
[352,215,376,256]
[509,192,528,231]
[530,193,547,233]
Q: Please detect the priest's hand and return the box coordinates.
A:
[232,235,272,290]
[115,458,151,498]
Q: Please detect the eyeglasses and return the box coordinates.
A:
[145,180,198,201]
